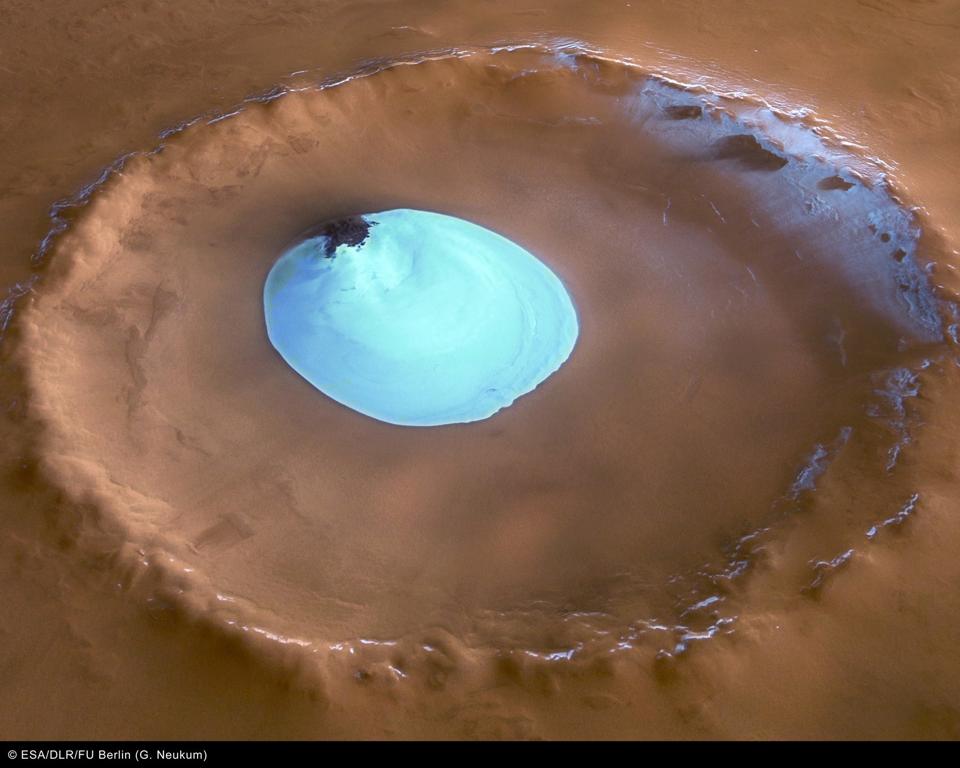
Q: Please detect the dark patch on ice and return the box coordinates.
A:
[711,134,788,171]
[817,175,855,191]
[316,216,373,258]
[664,104,702,120]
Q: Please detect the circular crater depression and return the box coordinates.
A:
[264,209,579,427]
[18,47,949,660]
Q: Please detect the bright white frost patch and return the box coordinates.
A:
[264,209,579,426]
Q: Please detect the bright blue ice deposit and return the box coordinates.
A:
[264,209,579,426]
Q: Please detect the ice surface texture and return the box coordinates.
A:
[264,209,579,426]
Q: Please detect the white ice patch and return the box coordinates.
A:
[264,209,579,426]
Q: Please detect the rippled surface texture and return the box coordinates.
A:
[2,0,960,741]
[264,210,578,426]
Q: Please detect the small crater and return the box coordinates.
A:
[664,104,702,120]
[353,668,373,684]
[893,249,906,262]
[711,134,788,171]
[880,232,891,243]
[817,175,854,191]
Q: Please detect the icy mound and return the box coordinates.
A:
[264,209,579,426]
